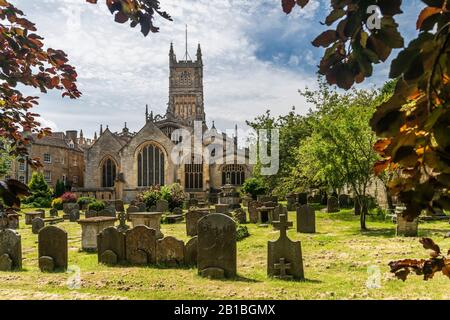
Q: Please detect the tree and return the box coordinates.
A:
[283,0,450,220]
[54,179,65,198]
[24,171,52,207]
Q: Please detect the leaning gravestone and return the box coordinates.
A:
[327,196,339,213]
[185,236,198,266]
[186,210,209,237]
[198,213,237,279]
[297,205,316,233]
[49,208,58,217]
[38,226,68,272]
[156,199,169,213]
[125,226,156,265]
[0,229,22,271]
[268,214,304,280]
[156,236,185,266]
[97,227,126,265]
[32,217,45,234]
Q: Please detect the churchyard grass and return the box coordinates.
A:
[1,206,449,300]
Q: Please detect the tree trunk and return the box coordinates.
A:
[386,191,394,211]
[360,202,368,230]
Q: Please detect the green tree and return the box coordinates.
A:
[25,172,52,207]
[54,179,65,198]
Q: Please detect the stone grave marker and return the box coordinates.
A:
[156,199,169,212]
[185,236,198,266]
[286,193,298,211]
[49,208,58,217]
[32,217,45,234]
[268,214,304,280]
[186,210,209,237]
[156,236,185,266]
[77,216,117,251]
[339,194,350,208]
[126,225,157,265]
[115,200,125,212]
[97,227,126,265]
[38,226,68,272]
[248,200,262,224]
[69,208,80,222]
[327,196,339,213]
[0,229,22,271]
[215,204,230,214]
[296,205,316,233]
[198,213,237,279]
[273,205,287,223]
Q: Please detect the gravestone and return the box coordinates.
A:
[286,193,298,211]
[327,196,339,213]
[115,199,125,212]
[232,208,247,224]
[85,209,98,219]
[49,208,58,217]
[338,194,350,208]
[36,209,45,218]
[186,210,209,237]
[117,211,130,233]
[63,203,78,214]
[69,208,80,222]
[396,212,419,237]
[32,217,45,234]
[268,214,304,280]
[198,213,236,279]
[156,236,185,266]
[248,200,262,224]
[296,205,316,233]
[7,214,19,230]
[156,200,169,212]
[185,236,198,266]
[0,229,22,270]
[273,205,287,222]
[38,226,68,271]
[298,193,308,206]
[127,205,139,214]
[215,204,230,214]
[97,227,126,265]
[125,225,156,265]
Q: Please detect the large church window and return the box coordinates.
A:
[138,144,165,187]
[102,158,116,188]
[222,164,245,186]
[185,156,203,190]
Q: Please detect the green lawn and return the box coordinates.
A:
[1,206,449,300]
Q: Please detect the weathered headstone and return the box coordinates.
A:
[338,194,350,208]
[125,225,156,265]
[63,203,78,214]
[185,236,198,266]
[25,212,41,225]
[38,226,68,271]
[36,209,46,218]
[156,199,169,212]
[198,213,236,279]
[117,211,130,233]
[296,205,316,233]
[273,205,287,222]
[215,204,230,214]
[248,200,262,224]
[327,196,339,213]
[32,217,45,234]
[115,199,125,212]
[0,229,22,270]
[156,236,185,266]
[77,216,117,251]
[396,212,419,237]
[186,210,209,237]
[97,227,126,265]
[7,214,19,230]
[286,193,298,211]
[49,208,58,217]
[268,214,304,280]
[69,208,80,222]
[0,253,13,271]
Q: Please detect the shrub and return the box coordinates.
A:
[54,179,65,198]
[241,177,269,200]
[77,196,95,207]
[236,224,250,241]
[138,183,186,211]
[51,197,63,210]
[23,172,52,206]
[88,200,105,212]
[61,192,77,203]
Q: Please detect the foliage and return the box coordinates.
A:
[240,177,269,200]
[0,178,29,210]
[60,192,77,203]
[24,172,52,207]
[77,196,95,207]
[54,179,65,198]
[236,224,250,241]
[389,238,450,281]
[88,200,106,212]
[284,0,450,221]
[138,184,186,211]
[51,197,63,210]
[0,138,14,176]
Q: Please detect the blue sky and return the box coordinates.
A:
[13,0,423,138]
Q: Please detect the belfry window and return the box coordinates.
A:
[221,164,245,186]
[138,144,165,187]
[102,158,116,188]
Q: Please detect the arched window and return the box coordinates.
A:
[222,164,246,186]
[102,158,116,188]
[138,144,165,187]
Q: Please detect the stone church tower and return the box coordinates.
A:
[167,42,205,125]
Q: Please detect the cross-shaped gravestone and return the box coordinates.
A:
[274,258,293,280]
[272,214,292,239]
[117,211,129,233]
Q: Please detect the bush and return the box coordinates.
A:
[236,224,250,241]
[88,200,105,212]
[61,192,77,203]
[51,197,63,210]
[77,196,95,207]
[241,177,269,200]
[23,172,52,206]
[138,183,186,211]
[54,179,65,198]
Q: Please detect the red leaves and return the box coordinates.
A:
[312,30,338,47]
[282,0,309,14]
[417,7,443,30]
[389,238,450,281]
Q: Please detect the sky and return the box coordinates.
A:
[13,0,422,138]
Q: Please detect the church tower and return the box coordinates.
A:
[167,30,205,125]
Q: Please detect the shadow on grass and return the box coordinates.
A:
[268,276,322,284]
[360,228,396,238]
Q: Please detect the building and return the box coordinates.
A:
[78,43,253,202]
[8,131,87,189]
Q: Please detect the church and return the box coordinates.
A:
[78,43,253,202]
